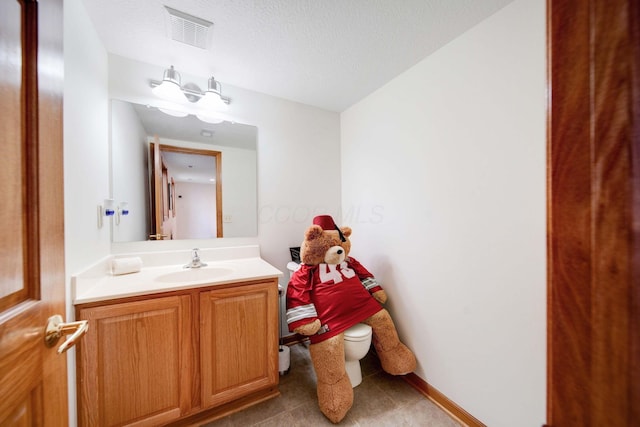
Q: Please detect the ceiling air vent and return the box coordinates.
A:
[164,6,213,49]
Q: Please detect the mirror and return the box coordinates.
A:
[110,99,258,242]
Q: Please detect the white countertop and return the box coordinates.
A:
[72,245,283,305]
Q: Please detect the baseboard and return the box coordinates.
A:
[402,373,486,427]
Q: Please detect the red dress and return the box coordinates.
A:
[286,257,383,343]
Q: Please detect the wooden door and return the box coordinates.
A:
[200,281,279,408]
[0,0,68,425]
[547,0,640,425]
[76,295,193,426]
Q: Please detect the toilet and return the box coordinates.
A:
[287,261,373,388]
[343,323,373,387]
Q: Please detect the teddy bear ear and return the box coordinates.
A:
[305,224,324,240]
[341,227,352,238]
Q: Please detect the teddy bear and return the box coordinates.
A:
[286,215,416,423]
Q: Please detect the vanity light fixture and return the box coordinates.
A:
[151,66,187,103]
[150,66,231,110]
[198,77,228,110]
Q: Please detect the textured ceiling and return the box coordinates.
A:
[82,0,514,112]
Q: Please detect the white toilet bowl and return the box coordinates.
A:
[343,323,373,387]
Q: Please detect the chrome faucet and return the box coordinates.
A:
[185,248,207,269]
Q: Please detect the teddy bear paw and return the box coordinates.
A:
[316,373,353,423]
[294,319,321,336]
[377,343,417,375]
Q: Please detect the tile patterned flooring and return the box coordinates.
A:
[203,342,461,426]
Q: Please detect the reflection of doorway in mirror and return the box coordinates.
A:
[151,144,223,239]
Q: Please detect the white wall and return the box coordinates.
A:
[340,0,546,426]
[63,0,110,425]
[111,100,150,242]
[64,0,110,277]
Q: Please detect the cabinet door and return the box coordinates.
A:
[200,281,278,407]
[77,295,192,427]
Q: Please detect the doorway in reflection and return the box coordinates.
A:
[150,143,222,240]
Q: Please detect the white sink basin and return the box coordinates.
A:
[155,267,234,283]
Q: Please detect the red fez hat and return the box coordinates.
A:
[313,215,337,230]
[312,215,346,242]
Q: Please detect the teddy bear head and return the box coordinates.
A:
[300,215,352,265]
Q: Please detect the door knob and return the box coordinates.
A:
[149,233,168,240]
[44,314,89,354]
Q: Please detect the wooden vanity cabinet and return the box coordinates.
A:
[200,281,279,408]
[75,278,279,427]
[76,295,193,426]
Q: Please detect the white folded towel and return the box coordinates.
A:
[111,257,143,276]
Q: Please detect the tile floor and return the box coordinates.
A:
[202,342,461,426]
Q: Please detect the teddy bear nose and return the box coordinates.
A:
[337,249,343,254]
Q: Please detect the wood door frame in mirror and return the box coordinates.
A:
[158,144,223,238]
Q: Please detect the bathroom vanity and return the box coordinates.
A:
[72,246,282,426]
